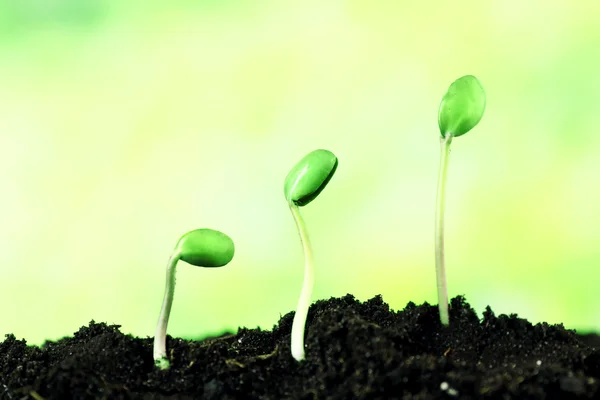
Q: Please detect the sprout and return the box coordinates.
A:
[153,228,234,369]
[435,75,486,326]
[284,149,338,361]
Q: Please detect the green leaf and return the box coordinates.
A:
[284,149,338,207]
[438,75,486,138]
[175,229,235,267]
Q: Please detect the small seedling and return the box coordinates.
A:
[153,228,234,369]
[284,149,338,361]
[435,75,486,326]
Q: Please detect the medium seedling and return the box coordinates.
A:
[435,75,486,326]
[284,149,338,361]
[153,228,234,369]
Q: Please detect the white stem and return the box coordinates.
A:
[153,250,181,369]
[289,203,315,361]
[435,134,453,326]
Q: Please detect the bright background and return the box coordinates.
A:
[1,0,600,345]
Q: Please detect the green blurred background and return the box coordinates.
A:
[1,0,599,345]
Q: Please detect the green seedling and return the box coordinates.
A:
[284,149,338,361]
[435,75,486,326]
[153,228,234,370]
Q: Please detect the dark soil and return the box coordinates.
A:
[2,295,600,399]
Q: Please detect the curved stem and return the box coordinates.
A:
[153,250,182,369]
[289,203,315,361]
[435,133,453,326]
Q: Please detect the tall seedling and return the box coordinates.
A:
[284,149,338,361]
[435,75,486,325]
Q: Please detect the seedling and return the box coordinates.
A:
[284,149,338,361]
[435,75,486,326]
[153,228,234,369]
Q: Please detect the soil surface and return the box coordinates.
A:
[1,295,600,399]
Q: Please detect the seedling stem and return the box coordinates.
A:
[153,251,182,370]
[289,203,315,362]
[435,133,453,326]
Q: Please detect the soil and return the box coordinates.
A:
[1,294,600,399]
